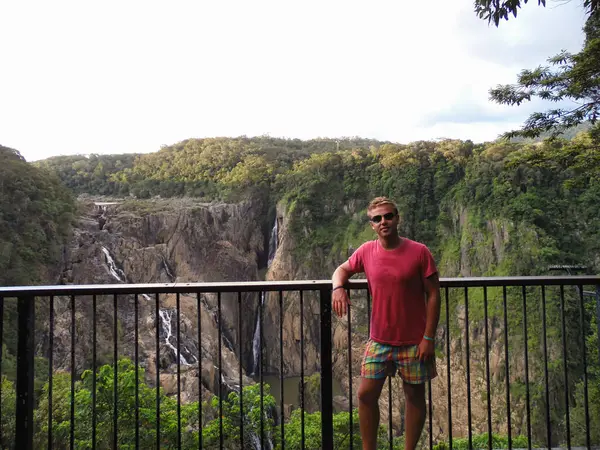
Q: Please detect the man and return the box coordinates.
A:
[331,197,441,450]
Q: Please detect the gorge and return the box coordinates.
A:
[1,134,598,447]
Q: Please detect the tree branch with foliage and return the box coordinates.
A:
[474,3,600,143]
[475,0,598,26]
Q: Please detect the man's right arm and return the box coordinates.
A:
[331,261,356,317]
[332,260,354,289]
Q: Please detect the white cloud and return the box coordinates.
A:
[0,0,588,161]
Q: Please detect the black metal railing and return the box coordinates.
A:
[0,276,599,450]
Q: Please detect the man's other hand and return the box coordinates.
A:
[332,288,351,317]
[416,338,435,361]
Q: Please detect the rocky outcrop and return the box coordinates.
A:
[50,198,266,400]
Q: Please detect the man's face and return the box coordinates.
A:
[368,204,399,239]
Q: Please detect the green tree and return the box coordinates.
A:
[201,383,276,449]
[34,359,197,449]
[475,2,600,142]
[433,433,529,450]
[475,0,598,26]
[280,408,401,450]
[0,377,16,448]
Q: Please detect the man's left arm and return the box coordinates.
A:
[417,272,441,360]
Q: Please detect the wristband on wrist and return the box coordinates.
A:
[332,285,345,292]
[423,335,434,342]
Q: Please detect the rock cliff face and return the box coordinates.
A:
[50,198,267,402]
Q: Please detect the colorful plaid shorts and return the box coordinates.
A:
[360,339,437,384]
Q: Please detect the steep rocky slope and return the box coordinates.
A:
[48,197,267,402]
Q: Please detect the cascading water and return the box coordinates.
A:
[162,255,175,281]
[158,309,195,366]
[252,217,278,376]
[102,247,127,282]
[101,246,193,366]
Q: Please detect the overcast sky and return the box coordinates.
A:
[0,0,589,161]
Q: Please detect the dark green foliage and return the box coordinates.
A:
[35,154,139,197]
[0,145,76,286]
[433,432,529,450]
[35,137,384,201]
[474,0,597,27]
[278,136,599,279]
[476,3,600,142]
[30,359,400,449]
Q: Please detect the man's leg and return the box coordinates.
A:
[402,381,426,450]
[357,377,386,450]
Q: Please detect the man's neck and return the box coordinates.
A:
[379,234,402,250]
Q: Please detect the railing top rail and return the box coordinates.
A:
[0,276,598,297]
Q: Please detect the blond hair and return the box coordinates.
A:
[367,196,398,214]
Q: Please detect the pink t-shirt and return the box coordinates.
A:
[348,238,438,346]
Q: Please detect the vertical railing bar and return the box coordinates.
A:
[260,291,264,450]
[113,294,118,450]
[300,290,305,450]
[0,295,3,446]
[16,296,35,450]
[135,294,139,450]
[319,288,334,450]
[445,286,452,450]
[503,286,512,450]
[238,292,244,450]
[577,285,590,450]
[522,286,531,450]
[279,290,285,450]
[197,293,203,450]
[70,294,75,450]
[388,376,393,450]
[156,293,161,450]
[48,295,54,449]
[541,286,551,450]
[347,289,353,450]
[92,294,97,450]
[428,379,433,450]
[464,287,472,450]
[560,284,571,449]
[177,292,182,450]
[484,286,492,450]
[218,291,223,450]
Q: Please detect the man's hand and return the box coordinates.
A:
[416,338,435,361]
[332,288,351,317]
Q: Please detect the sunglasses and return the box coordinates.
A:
[369,212,396,223]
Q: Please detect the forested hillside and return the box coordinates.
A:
[0,145,76,286]
[37,132,600,275]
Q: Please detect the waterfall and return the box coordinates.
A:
[247,406,274,450]
[251,296,263,375]
[158,309,193,366]
[101,247,194,366]
[162,255,175,281]
[252,217,278,375]
[101,247,127,282]
[267,217,278,267]
[249,433,273,450]
[102,248,151,300]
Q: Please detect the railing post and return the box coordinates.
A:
[319,288,334,450]
[16,296,35,450]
